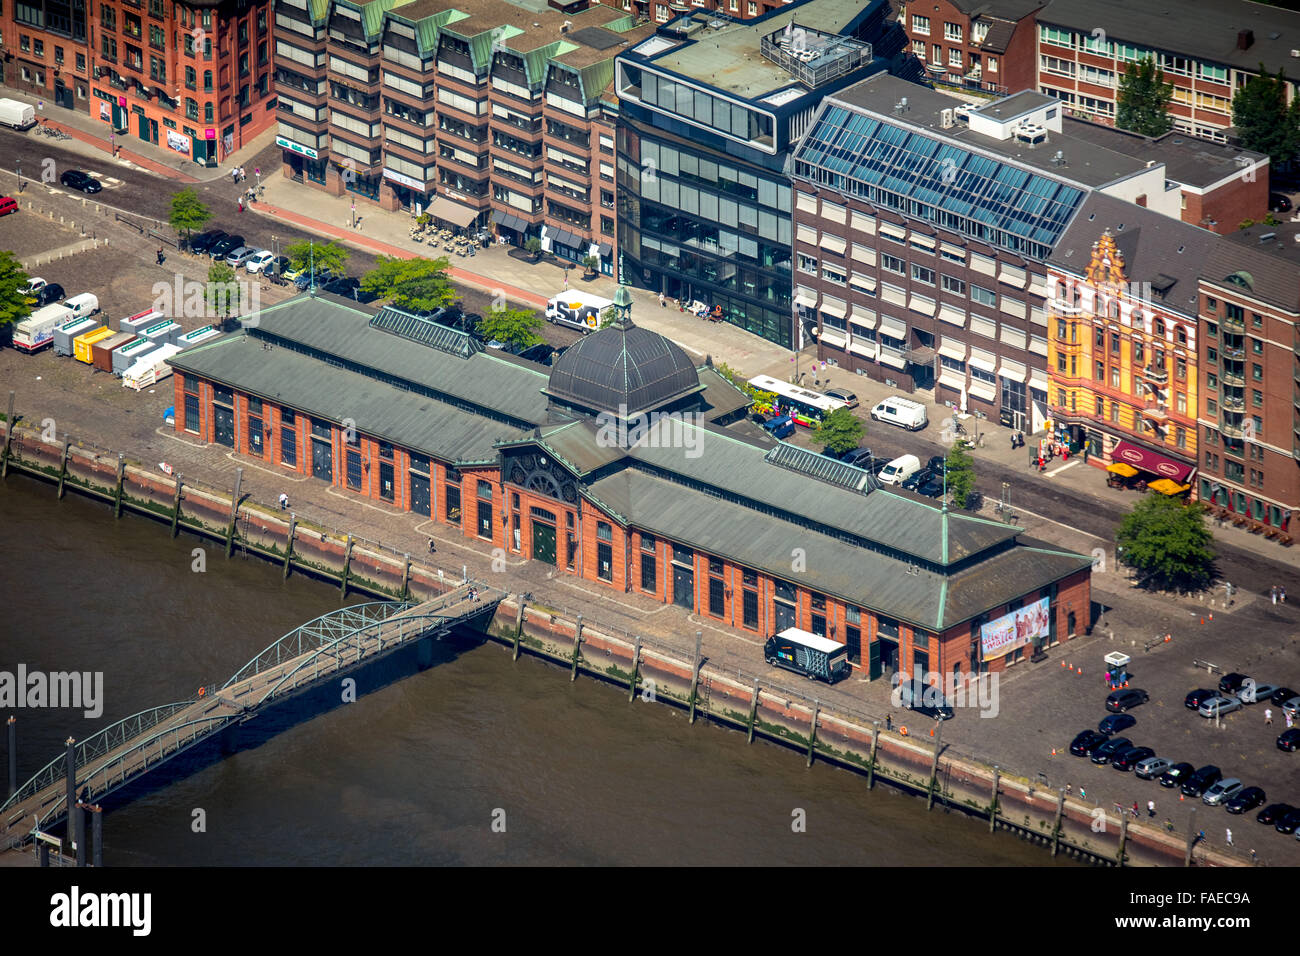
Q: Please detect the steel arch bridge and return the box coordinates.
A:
[2,584,502,843]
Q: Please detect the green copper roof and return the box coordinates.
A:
[522,40,578,86]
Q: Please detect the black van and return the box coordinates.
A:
[764,628,849,684]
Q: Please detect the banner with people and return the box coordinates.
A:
[166,129,191,155]
[980,596,1050,660]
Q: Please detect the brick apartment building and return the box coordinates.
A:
[1197,223,1300,533]
[594,0,792,27]
[897,0,1043,97]
[274,0,652,273]
[1045,192,1216,484]
[1,0,278,163]
[168,291,1093,681]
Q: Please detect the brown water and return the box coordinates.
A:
[0,474,1070,865]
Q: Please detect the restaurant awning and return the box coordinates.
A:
[1148,479,1191,495]
[549,227,584,250]
[1107,462,1139,477]
[427,196,478,228]
[1111,439,1195,483]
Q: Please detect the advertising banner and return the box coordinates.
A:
[980,596,1050,661]
[99,102,110,121]
[166,129,191,155]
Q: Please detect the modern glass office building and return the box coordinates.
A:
[615,0,905,349]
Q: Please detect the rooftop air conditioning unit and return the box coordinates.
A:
[940,107,954,128]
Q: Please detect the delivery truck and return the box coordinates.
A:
[0,98,37,131]
[122,343,181,391]
[12,304,74,353]
[111,335,161,376]
[53,316,102,356]
[764,627,850,684]
[74,326,115,363]
[544,291,613,334]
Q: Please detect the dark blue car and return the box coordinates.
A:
[762,414,795,439]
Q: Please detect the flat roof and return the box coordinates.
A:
[1060,119,1268,189]
[972,89,1056,120]
[1039,0,1300,77]
[628,0,868,99]
[831,74,1149,190]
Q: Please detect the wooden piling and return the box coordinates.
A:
[866,720,880,788]
[687,631,703,724]
[989,766,1000,832]
[627,637,641,700]
[512,595,526,662]
[926,718,943,810]
[282,514,296,579]
[340,534,354,596]
[806,699,819,768]
[169,474,183,537]
[1,391,14,479]
[1117,813,1129,867]
[746,678,760,743]
[55,439,70,498]
[112,454,125,518]
[569,614,583,681]
[224,468,243,557]
[1051,787,1066,858]
[1185,808,1196,867]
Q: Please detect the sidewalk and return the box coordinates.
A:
[4,90,274,183]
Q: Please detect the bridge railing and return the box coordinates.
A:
[1,700,195,816]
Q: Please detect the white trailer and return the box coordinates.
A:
[13,304,74,353]
[122,343,181,391]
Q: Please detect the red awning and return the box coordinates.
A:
[1111,440,1195,483]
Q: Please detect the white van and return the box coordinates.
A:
[877,454,922,486]
[545,291,613,334]
[64,292,100,320]
[870,396,928,431]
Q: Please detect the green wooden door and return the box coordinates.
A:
[868,639,881,681]
[532,521,556,565]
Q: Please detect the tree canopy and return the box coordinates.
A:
[478,306,543,350]
[1232,66,1300,168]
[945,442,976,508]
[169,188,212,240]
[205,262,244,320]
[0,252,34,332]
[1115,57,1175,137]
[284,240,349,282]
[359,255,456,313]
[1115,495,1215,592]
[812,407,864,455]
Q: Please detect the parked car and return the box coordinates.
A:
[1225,787,1266,815]
[1070,729,1109,757]
[1198,695,1242,718]
[877,454,922,486]
[0,195,17,217]
[188,230,227,256]
[1282,696,1300,720]
[32,282,65,307]
[869,396,928,431]
[517,344,556,365]
[1185,688,1217,710]
[749,412,769,426]
[823,386,858,409]
[762,415,795,440]
[321,276,379,303]
[901,468,933,492]
[1135,756,1173,780]
[897,681,954,720]
[1270,687,1299,706]
[1180,765,1222,798]
[1112,746,1155,772]
[1269,192,1293,213]
[841,447,875,469]
[1277,728,1300,752]
[1275,807,1300,834]
[1159,762,1196,789]
[293,268,333,290]
[59,170,102,193]
[1257,803,1296,826]
[1090,736,1132,765]
[1106,688,1149,713]
[244,250,277,274]
[1099,713,1136,735]
[1202,777,1244,806]
[924,455,947,476]
[1219,673,1250,695]
[225,246,260,268]
[915,472,945,498]
[209,235,244,260]
[1240,682,1280,704]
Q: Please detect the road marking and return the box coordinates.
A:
[1046,460,1080,478]
[1011,503,1107,540]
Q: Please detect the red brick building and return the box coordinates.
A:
[898,0,1044,97]
[168,290,1093,686]
[1,0,93,112]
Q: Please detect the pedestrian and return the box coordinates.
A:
[231,167,239,184]
[428,538,436,554]
[1287,712,1294,729]
[1066,783,1072,796]
[1273,585,1279,604]
[1131,802,1139,819]
[238,165,245,182]
[1010,433,1016,451]
[18,178,25,193]
[1251,848,1257,863]
[886,714,892,732]
[658,292,666,308]
[1165,819,1174,832]
[1226,827,1233,847]
[238,199,244,213]
[156,247,165,265]
[1283,586,1287,603]
[1148,799,1155,817]
[1265,707,1273,725]
[278,492,288,510]
[1079,787,1086,800]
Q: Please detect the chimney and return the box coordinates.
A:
[1237,29,1254,50]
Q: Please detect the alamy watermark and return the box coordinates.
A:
[890,669,1000,719]
[594,404,705,458]
[0,665,104,718]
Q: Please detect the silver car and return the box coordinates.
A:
[1135,755,1173,780]
[1203,777,1244,806]
[1199,695,1241,718]
[225,246,260,267]
[1283,696,1300,719]
[1240,682,1280,704]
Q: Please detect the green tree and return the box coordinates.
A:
[1115,495,1215,592]
[582,255,599,276]
[524,237,543,260]
[598,305,618,329]
[0,251,35,332]
[206,262,243,320]
[169,188,212,244]
[1115,56,1175,137]
[1232,66,1300,168]
[944,442,976,508]
[360,255,455,313]
[284,240,350,284]
[478,306,543,350]
[812,407,864,455]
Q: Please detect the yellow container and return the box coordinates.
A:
[73,326,112,363]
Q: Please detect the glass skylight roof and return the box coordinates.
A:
[793,105,1085,256]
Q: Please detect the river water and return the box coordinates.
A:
[1,475,1068,866]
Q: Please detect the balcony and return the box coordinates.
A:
[1222,395,1245,412]
[1220,415,1244,439]
[1141,404,1170,421]
[1221,370,1245,387]
[1142,365,1169,384]
[1221,314,1246,334]
[1222,346,1245,360]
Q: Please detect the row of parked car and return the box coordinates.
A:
[1068,677,1300,836]
[184,230,380,302]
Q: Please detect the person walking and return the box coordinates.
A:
[1287,711,1294,729]
[1265,707,1273,725]
[1147,799,1156,817]
[1131,802,1139,819]
[885,714,892,732]
[1226,827,1233,847]
[231,167,239,185]
[428,538,437,554]
[1282,586,1287,604]
[278,492,288,510]
[156,247,165,265]
[1273,585,1279,604]
[238,165,245,182]
[238,198,244,213]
